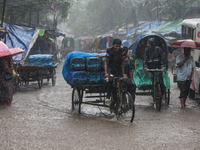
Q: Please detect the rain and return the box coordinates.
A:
[1,0,200,149]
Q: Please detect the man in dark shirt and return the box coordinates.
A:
[143,37,166,97]
[104,39,136,105]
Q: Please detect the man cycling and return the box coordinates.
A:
[104,38,136,105]
[143,37,166,98]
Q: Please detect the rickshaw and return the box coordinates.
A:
[78,36,94,52]
[99,36,114,50]
[60,36,75,59]
[132,33,170,111]
[14,55,58,90]
[63,52,135,123]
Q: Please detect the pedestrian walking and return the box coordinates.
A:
[176,47,195,108]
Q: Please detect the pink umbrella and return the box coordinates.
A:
[0,41,25,58]
[169,39,200,48]
[81,36,93,40]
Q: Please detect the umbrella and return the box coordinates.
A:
[169,39,200,48]
[0,41,25,58]
[81,36,93,40]
[122,40,132,47]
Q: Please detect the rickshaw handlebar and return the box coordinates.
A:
[144,68,165,72]
[105,75,128,81]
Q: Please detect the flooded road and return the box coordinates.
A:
[1,63,200,150]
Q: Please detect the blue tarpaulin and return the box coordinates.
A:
[62,52,105,82]
[127,21,166,37]
[26,54,56,66]
[0,24,37,61]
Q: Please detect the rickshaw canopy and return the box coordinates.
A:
[132,33,169,57]
[99,36,114,50]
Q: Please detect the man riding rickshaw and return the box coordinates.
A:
[132,33,170,111]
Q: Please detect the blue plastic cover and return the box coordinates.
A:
[87,72,100,84]
[127,21,165,37]
[1,24,36,61]
[86,57,101,71]
[69,71,88,84]
[62,51,105,82]
[26,54,56,66]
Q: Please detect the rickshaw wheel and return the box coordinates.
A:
[165,89,170,106]
[38,79,42,89]
[155,84,162,111]
[72,88,81,113]
[123,92,135,123]
[52,68,56,86]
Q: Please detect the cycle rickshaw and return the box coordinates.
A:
[63,52,135,123]
[132,33,170,111]
[13,54,58,91]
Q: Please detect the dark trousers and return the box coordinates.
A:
[178,80,191,99]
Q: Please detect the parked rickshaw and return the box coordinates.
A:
[99,36,114,50]
[60,36,75,59]
[132,33,170,111]
[13,36,58,90]
[14,55,58,90]
[78,36,94,52]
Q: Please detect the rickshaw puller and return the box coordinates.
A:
[104,39,136,105]
[143,37,166,97]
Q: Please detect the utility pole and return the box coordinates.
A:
[0,0,7,43]
[1,0,6,27]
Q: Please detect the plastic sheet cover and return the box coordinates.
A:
[26,54,56,66]
[133,59,170,89]
[62,51,105,82]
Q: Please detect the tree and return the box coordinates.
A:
[67,0,131,37]
[66,0,200,37]
[0,0,71,29]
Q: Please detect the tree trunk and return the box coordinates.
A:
[131,8,138,26]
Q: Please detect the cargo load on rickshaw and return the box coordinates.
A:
[62,51,135,123]
[62,51,106,86]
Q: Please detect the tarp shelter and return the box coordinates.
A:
[147,19,183,36]
[127,21,165,37]
[99,36,114,50]
[0,24,39,61]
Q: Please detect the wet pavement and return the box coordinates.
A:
[1,63,200,150]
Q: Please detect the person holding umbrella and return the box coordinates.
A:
[176,47,195,109]
[0,41,24,105]
[0,56,13,105]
